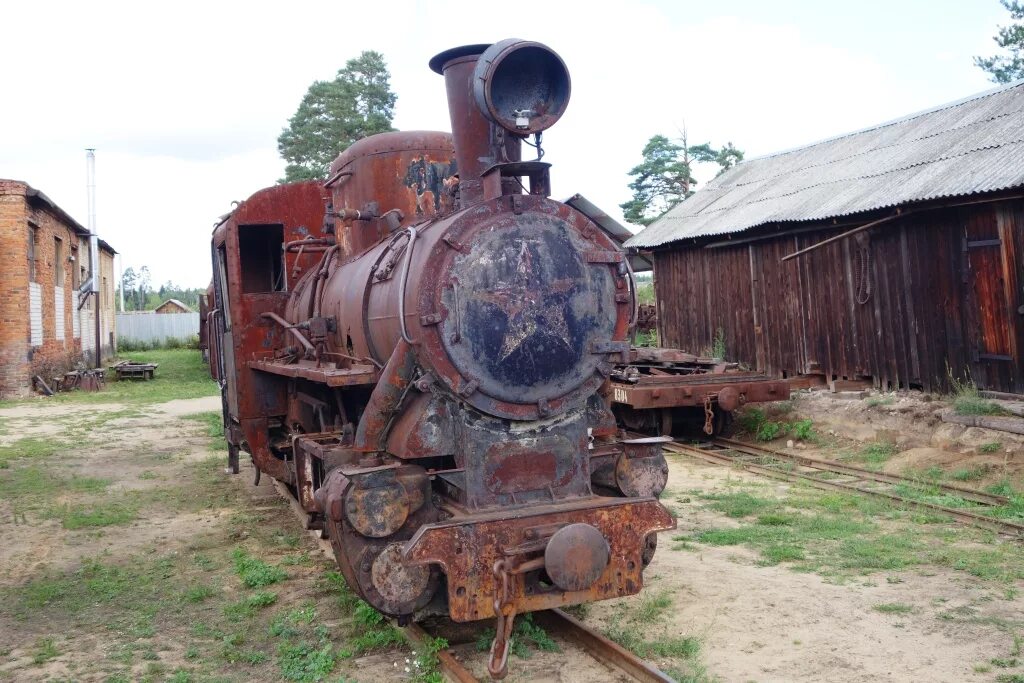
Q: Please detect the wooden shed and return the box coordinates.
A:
[154,299,192,314]
[626,81,1024,393]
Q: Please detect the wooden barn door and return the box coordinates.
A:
[962,204,1022,392]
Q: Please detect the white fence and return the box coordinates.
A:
[116,311,199,343]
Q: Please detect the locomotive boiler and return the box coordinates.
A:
[208,39,673,678]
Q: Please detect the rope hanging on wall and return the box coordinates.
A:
[855,243,872,305]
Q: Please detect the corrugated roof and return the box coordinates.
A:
[626,79,1024,249]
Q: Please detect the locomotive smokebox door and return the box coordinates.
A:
[414,196,627,422]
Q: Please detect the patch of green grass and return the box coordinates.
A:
[182,411,227,450]
[702,491,779,518]
[31,637,59,665]
[685,484,960,576]
[0,464,109,502]
[58,501,138,529]
[834,534,921,571]
[792,419,816,442]
[756,420,786,442]
[232,548,288,588]
[950,375,1011,416]
[281,552,312,566]
[605,616,700,661]
[412,636,450,683]
[865,396,896,408]
[981,441,1003,453]
[0,437,69,467]
[183,584,216,603]
[890,482,976,509]
[996,674,1024,683]
[221,631,272,666]
[634,591,674,623]
[170,669,194,683]
[5,555,187,642]
[991,657,1019,668]
[757,512,795,526]
[931,545,1024,582]
[224,591,278,622]
[860,441,897,468]
[873,602,914,614]
[598,588,705,679]
[14,350,219,407]
[735,408,766,435]
[951,465,990,481]
[277,639,338,683]
[475,613,560,660]
[761,544,806,565]
[987,479,1018,497]
[350,601,404,653]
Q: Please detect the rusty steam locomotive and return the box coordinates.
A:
[206,39,674,677]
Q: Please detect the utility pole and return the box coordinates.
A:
[86,149,101,369]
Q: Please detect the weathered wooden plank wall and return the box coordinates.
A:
[653,200,1023,393]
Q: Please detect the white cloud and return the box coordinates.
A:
[0,0,1000,287]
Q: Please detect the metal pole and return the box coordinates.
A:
[779,213,899,262]
[86,149,101,368]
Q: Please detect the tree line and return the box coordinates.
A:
[120,266,206,312]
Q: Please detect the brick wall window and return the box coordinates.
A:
[54,237,64,284]
[28,226,38,283]
[71,245,80,288]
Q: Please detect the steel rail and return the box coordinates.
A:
[534,608,676,683]
[660,440,1024,539]
[401,621,479,683]
[712,436,1011,506]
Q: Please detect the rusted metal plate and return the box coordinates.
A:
[403,498,674,622]
[611,376,790,409]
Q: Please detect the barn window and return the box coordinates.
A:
[28,225,38,283]
[71,245,80,288]
[238,224,285,293]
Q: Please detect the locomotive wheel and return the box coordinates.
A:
[325,517,441,617]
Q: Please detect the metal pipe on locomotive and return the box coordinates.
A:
[208,39,674,679]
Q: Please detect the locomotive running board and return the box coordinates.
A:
[248,358,379,387]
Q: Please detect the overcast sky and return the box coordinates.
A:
[0,0,1009,289]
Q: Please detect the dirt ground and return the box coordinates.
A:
[622,455,1023,682]
[1,377,1023,682]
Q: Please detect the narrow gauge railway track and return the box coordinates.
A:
[271,478,675,683]
[655,437,1024,540]
[404,609,676,683]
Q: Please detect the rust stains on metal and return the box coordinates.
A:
[206,38,678,681]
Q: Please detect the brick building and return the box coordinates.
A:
[0,180,117,397]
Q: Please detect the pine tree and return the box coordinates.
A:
[277,51,397,182]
